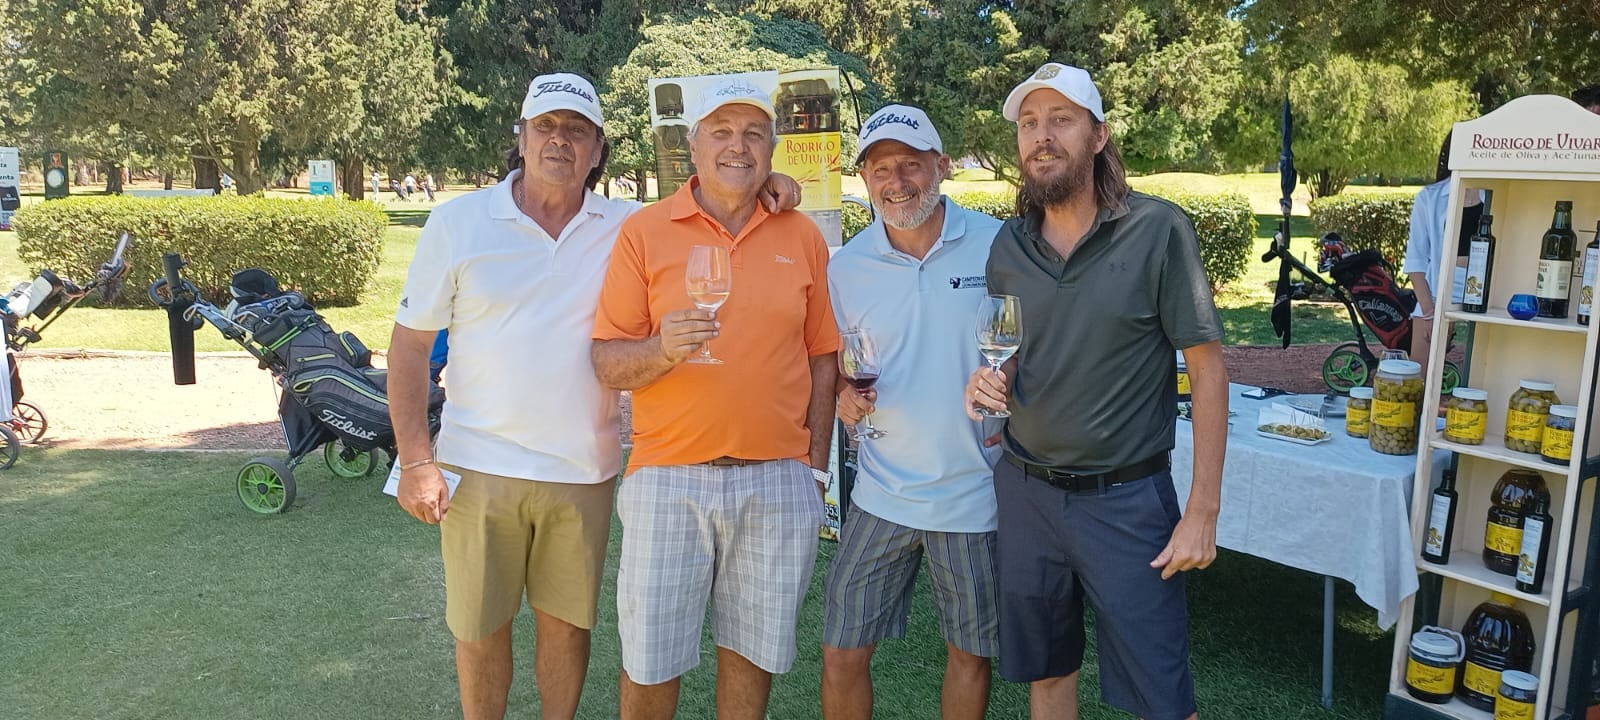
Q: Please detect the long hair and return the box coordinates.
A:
[1014,123,1131,217]
[502,127,611,191]
[1435,130,1454,183]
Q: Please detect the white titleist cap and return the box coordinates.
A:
[1002,63,1105,122]
[520,72,604,128]
[690,76,777,127]
[855,104,944,164]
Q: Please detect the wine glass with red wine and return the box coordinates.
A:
[839,329,887,440]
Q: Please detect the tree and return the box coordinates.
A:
[1287,55,1472,198]
[598,11,882,196]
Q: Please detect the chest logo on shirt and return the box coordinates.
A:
[775,254,796,265]
[948,275,985,290]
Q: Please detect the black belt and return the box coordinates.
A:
[1004,452,1170,493]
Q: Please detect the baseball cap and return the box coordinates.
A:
[1002,63,1105,122]
[519,72,604,128]
[690,76,777,127]
[855,104,943,164]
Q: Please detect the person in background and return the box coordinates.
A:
[966,62,1227,720]
[1573,84,1600,114]
[1403,131,1483,372]
[372,171,382,197]
[591,76,838,720]
[821,104,1003,720]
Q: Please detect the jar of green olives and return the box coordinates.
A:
[1506,380,1560,454]
[1370,360,1424,455]
[1445,387,1489,445]
[1542,404,1578,464]
[1346,386,1374,439]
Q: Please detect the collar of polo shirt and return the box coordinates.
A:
[869,195,962,258]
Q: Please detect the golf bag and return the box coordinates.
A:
[1326,248,1417,352]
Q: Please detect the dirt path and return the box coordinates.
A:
[7,344,1339,451]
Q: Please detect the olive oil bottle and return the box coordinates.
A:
[1515,493,1553,594]
[1457,592,1537,711]
[1462,215,1495,314]
[1537,201,1577,319]
[1422,470,1458,564]
[1581,221,1599,326]
[1484,470,1550,576]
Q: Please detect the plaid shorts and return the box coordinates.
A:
[616,459,824,685]
[824,505,998,657]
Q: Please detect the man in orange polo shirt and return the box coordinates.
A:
[591,76,840,720]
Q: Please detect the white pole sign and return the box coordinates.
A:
[0,147,20,230]
[308,160,335,197]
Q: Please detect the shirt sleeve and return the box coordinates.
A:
[1402,186,1436,276]
[592,220,655,341]
[1158,208,1225,349]
[804,229,842,356]
[394,213,454,331]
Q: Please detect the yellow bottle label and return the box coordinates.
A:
[1347,410,1370,435]
[1406,658,1457,695]
[1176,373,1190,395]
[1446,408,1487,441]
[1464,661,1503,697]
[1542,426,1573,460]
[1486,520,1524,556]
[1372,399,1416,429]
[1496,697,1536,720]
[1507,410,1546,443]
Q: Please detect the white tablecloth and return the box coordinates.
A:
[1171,383,1446,629]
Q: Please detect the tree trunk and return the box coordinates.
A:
[192,146,220,191]
[231,139,263,195]
[102,161,124,194]
[633,169,648,202]
[1305,169,1348,199]
[341,156,365,200]
[74,160,94,186]
[162,173,173,190]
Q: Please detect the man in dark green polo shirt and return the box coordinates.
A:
[964,62,1229,720]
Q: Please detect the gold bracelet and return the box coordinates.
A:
[400,458,435,471]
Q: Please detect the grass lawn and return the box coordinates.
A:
[2,449,1396,719]
[1,173,1419,351]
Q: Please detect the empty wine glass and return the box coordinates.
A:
[685,245,731,365]
[839,330,887,440]
[974,294,1022,418]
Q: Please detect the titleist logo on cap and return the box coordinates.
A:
[865,112,921,135]
[533,81,594,102]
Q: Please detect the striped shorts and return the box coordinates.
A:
[824,504,999,657]
[616,459,824,685]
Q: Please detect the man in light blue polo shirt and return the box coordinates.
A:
[821,104,1003,720]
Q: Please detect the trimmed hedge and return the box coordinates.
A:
[842,202,871,241]
[1309,192,1414,271]
[12,196,388,307]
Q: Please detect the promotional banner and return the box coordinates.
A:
[42,151,69,200]
[648,68,845,246]
[308,160,335,197]
[0,147,19,231]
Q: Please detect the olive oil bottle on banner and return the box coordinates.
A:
[1457,592,1537,711]
[1515,494,1554,594]
[1422,470,1458,564]
[1581,221,1599,326]
[1537,201,1577,319]
[1462,214,1495,314]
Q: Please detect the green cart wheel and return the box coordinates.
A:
[0,425,18,470]
[324,443,376,478]
[11,402,48,444]
[1441,362,1462,394]
[237,457,296,514]
[1322,343,1371,393]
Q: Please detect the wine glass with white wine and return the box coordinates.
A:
[974,294,1022,418]
[685,245,732,365]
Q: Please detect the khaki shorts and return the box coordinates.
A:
[440,464,615,641]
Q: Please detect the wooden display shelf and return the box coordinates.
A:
[1415,553,1554,607]
[1443,308,1589,334]
[1428,434,1575,475]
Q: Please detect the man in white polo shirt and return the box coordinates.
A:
[387,72,799,720]
[822,104,1003,720]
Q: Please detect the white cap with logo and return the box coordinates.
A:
[520,72,605,128]
[1002,63,1105,122]
[855,104,943,164]
[690,76,777,127]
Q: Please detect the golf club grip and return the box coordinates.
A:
[161,252,184,293]
[168,299,196,385]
